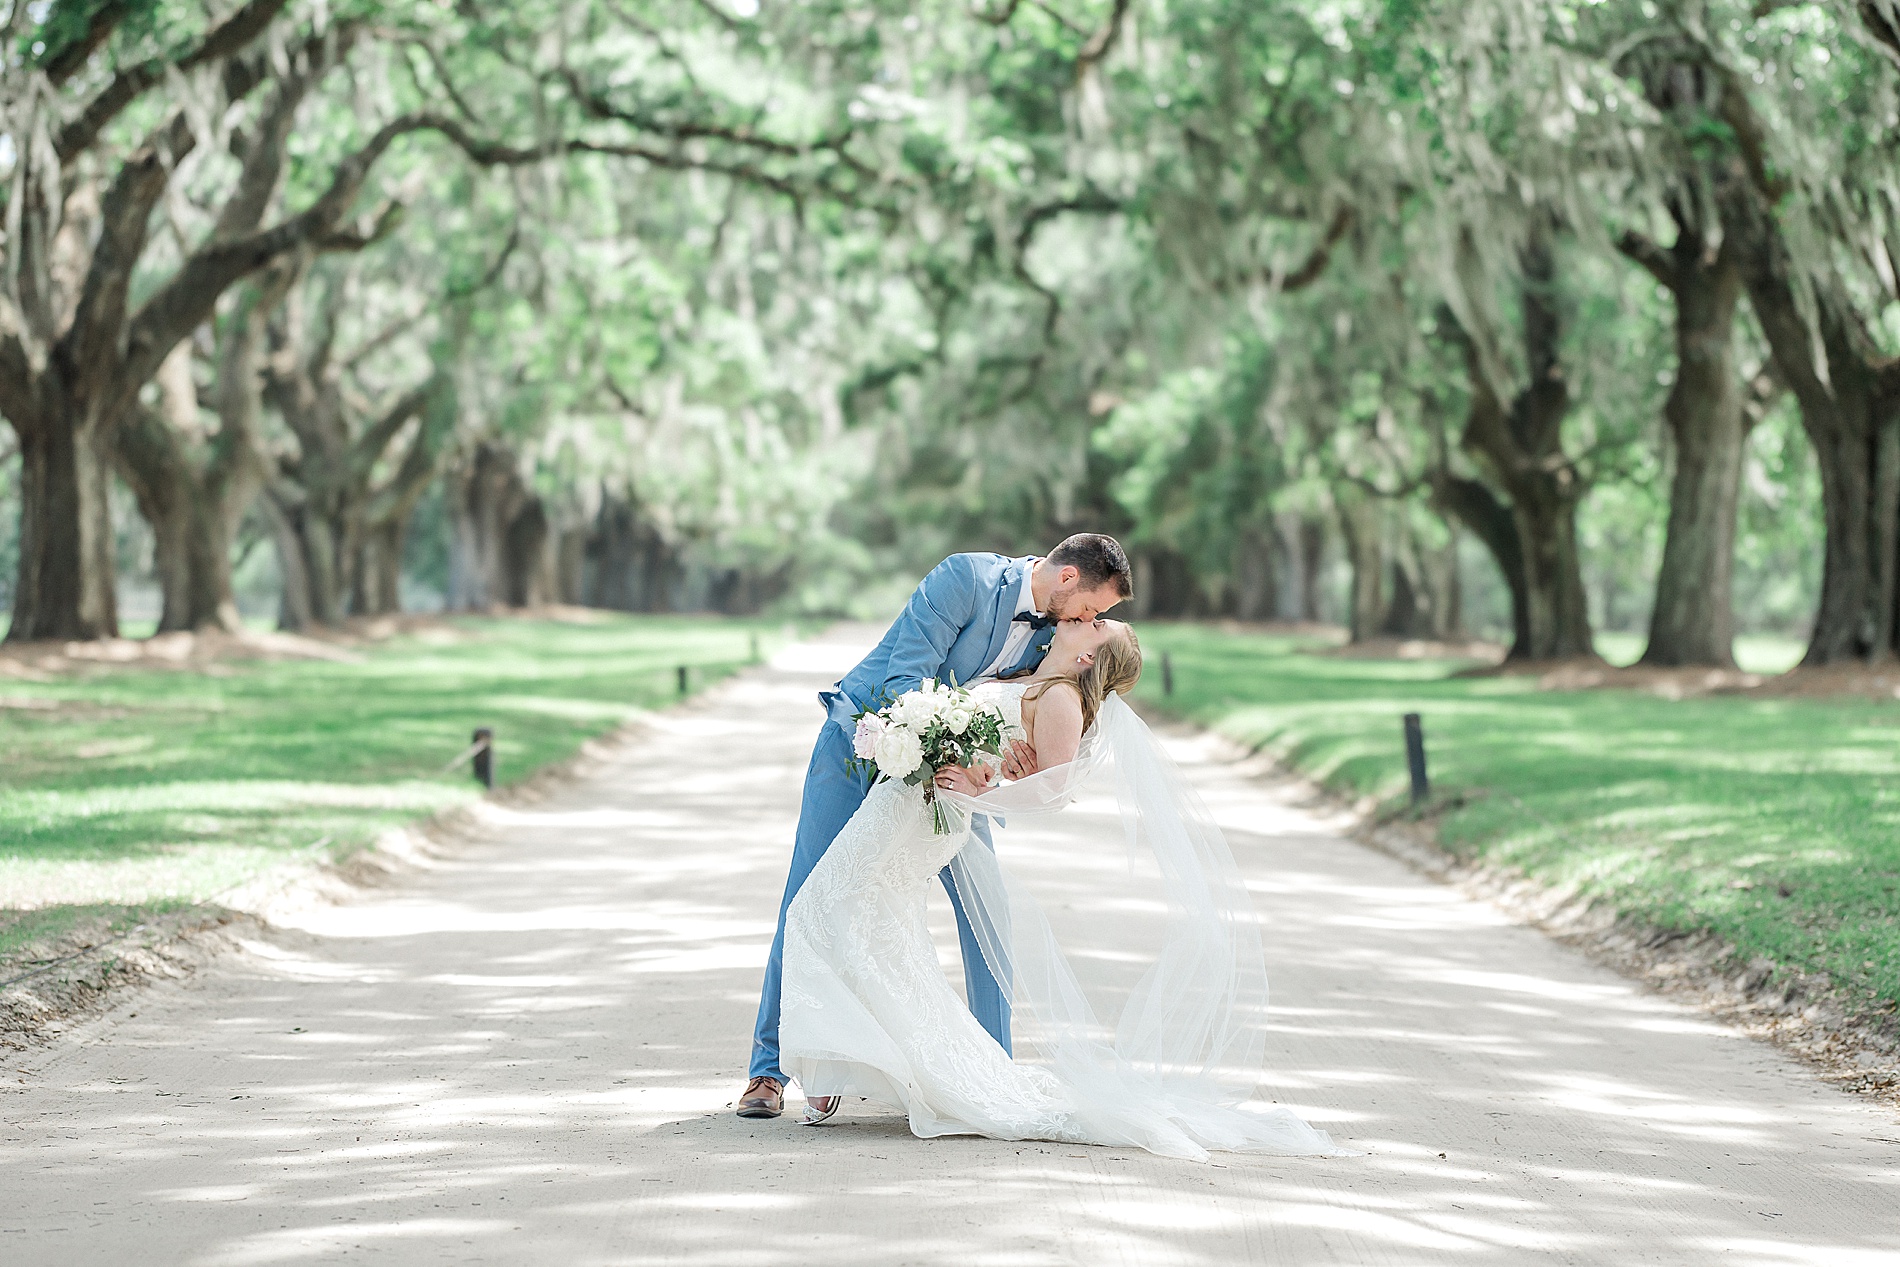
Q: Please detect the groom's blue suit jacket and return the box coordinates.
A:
[822,553,1042,729]
[750,551,1034,1080]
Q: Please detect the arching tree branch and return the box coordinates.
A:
[1616,228,1680,291]
[55,0,292,164]
[554,68,885,191]
[1075,0,1131,72]
[1279,205,1355,292]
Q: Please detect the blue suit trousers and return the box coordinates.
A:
[749,721,1012,1083]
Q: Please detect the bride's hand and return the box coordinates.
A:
[933,763,995,796]
[1001,738,1040,781]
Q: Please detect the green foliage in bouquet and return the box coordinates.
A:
[853,682,1018,833]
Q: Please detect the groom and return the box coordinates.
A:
[738,533,1134,1118]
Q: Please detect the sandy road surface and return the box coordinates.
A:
[3,629,1897,1266]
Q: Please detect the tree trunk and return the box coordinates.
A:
[111,323,271,637]
[585,491,679,611]
[1431,560,1461,640]
[586,495,638,610]
[1430,471,1529,652]
[1717,171,1899,663]
[1354,513,1459,641]
[264,489,346,630]
[1732,198,1892,664]
[1380,560,1422,638]
[306,515,347,626]
[1335,492,1387,642]
[1128,548,1203,617]
[1621,221,1750,666]
[113,434,253,635]
[1380,524,1459,640]
[1643,377,1749,666]
[502,499,549,607]
[354,522,404,615]
[258,490,314,631]
[1231,522,1281,620]
[554,526,586,605]
[447,478,493,610]
[1414,527,1461,639]
[1295,514,1326,621]
[1512,477,1593,658]
[1437,218,1594,661]
[447,442,543,610]
[1791,349,1897,664]
[115,409,246,633]
[6,390,119,641]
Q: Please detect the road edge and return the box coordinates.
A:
[1174,716,1900,1114]
[0,663,754,1052]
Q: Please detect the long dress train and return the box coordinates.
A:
[779,682,1341,1161]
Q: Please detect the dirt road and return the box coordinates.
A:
[4,629,1896,1265]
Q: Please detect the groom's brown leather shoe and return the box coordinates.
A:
[736,1076,784,1119]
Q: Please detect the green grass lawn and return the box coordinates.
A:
[1131,626,1900,1023]
[1593,630,1808,674]
[0,614,793,963]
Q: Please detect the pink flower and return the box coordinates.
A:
[853,712,887,760]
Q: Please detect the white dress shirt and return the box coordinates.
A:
[976,559,1043,682]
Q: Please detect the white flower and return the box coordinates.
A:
[893,687,952,728]
[874,726,925,779]
[945,707,972,735]
[853,713,886,760]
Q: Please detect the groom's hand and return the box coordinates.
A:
[1001,739,1040,781]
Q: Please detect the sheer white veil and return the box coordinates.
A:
[938,692,1336,1156]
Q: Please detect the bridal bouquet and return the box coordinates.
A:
[852,680,1014,833]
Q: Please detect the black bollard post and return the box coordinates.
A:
[471,727,494,789]
[677,664,689,696]
[1402,712,1428,808]
[1161,651,1175,697]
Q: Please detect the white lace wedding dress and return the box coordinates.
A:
[779,682,1341,1161]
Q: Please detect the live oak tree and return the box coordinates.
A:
[259,253,460,628]
[113,170,407,634]
[0,3,523,640]
[1691,2,1900,665]
[0,0,1871,662]
[1431,218,1596,661]
[1613,48,1756,670]
[0,0,295,639]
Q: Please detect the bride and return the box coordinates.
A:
[778,618,1342,1162]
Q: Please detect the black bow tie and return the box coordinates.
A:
[1013,611,1056,631]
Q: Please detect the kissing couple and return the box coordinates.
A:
[737,533,1340,1161]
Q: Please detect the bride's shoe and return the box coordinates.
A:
[800,1095,842,1125]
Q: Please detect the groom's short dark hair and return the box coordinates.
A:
[1048,533,1133,598]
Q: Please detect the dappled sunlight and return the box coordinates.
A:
[1142,627,1900,1028]
[5,641,1897,1266]
[1690,1244,1900,1267]
[1405,968,1632,1005]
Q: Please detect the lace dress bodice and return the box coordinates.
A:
[969,678,1029,741]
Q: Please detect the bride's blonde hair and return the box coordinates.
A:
[1023,625,1142,734]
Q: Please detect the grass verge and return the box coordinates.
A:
[0,613,794,967]
[1593,630,1807,673]
[1130,626,1900,1031]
